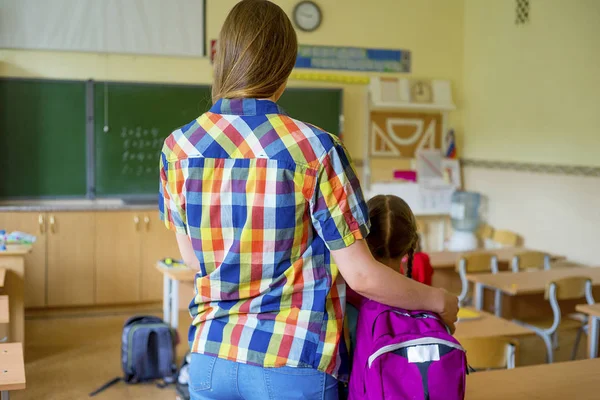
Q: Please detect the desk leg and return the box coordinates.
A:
[589,317,599,359]
[475,283,484,311]
[163,274,171,326]
[439,219,446,251]
[1,256,24,345]
[172,280,179,330]
[1,390,9,400]
[494,290,503,317]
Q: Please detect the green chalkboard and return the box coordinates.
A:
[94,82,342,196]
[0,78,87,198]
[93,82,211,196]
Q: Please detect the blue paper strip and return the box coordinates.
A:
[295,45,411,73]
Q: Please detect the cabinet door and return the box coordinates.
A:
[47,212,95,306]
[140,212,181,301]
[95,211,142,304]
[0,212,47,307]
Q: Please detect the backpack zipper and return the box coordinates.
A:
[368,337,465,368]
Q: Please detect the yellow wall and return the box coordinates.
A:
[462,0,600,167]
[0,0,464,169]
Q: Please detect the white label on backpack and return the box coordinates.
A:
[407,345,440,363]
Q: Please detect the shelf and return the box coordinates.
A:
[370,102,456,112]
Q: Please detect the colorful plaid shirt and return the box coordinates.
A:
[159,98,370,378]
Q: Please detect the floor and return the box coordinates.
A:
[15,305,190,400]
[11,305,591,399]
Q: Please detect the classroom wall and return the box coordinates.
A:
[462,0,600,264]
[462,0,600,167]
[0,0,465,175]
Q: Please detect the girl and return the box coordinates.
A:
[159,1,458,399]
[346,194,433,360]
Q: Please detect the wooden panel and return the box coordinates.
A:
[47,212,96,306]
[0,212,47,307]
[140,213,181,301]
[0,295,8,324]
[95,211,142,304]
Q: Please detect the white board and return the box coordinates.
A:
[0,0,205,57]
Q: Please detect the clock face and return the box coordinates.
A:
[411,80,434,104]
[293,1,322,32]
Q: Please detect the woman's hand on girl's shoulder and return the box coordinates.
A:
[435,289,459,334]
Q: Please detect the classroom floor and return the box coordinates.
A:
[14,306,590,400]
[17,305,188,400]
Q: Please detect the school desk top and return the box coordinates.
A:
[466,358,600,400]
[576,303,600,317]
[454,308,533,340]
[0,245,32,256]
[0,343,26,391]
[428,247,564,269]
[466,266,600,295]
[155,262,196,282]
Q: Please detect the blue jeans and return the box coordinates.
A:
[189,353,339,400]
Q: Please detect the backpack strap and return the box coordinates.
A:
[156,327,176,381]
[89,377,122,397]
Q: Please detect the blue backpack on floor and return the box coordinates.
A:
[90,316,178,396]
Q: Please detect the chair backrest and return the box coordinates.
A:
[512,251,551,272]
[461,337,518,370]
[492,230,519,247]
[545,276,593,301]
[456,253,498,273]
[477,223,494,240]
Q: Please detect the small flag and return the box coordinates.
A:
[445,129,457,159]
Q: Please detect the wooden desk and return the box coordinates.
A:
[467,267,600,317]
[0,268,5,288]
[429,248,565,294]
[466,358,600,399]
[156,263,196,329]
[575,303,600,359]
[429,247,564,270]
[455,308,533,340]
[0,246,31,344]
[0,343,26,398]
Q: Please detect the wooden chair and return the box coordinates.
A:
[514,276,594,363]
[416,219,427,251]
[512,251,551,272]
[0,342,26,400]
[477,224,494,249]
[456,253,498,307]
[461,336,518,370]
[492,230,519,247]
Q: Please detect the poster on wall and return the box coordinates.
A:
[370,111,442,158]
[295,45,411,73]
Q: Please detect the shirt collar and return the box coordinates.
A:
[209,98,287,116]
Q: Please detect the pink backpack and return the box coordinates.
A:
[348,300,466,400]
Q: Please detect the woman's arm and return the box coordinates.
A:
[176,233,201,270]
[332,239,458,332]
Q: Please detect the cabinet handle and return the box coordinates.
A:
[134,215,140,231]
[49,215,56,234]
[38,214,45,234]
[143,215,150,231]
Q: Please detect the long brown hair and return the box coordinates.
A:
[212,0,298,103]
[366,195,419,278]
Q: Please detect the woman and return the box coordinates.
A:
[159,1,458,399]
